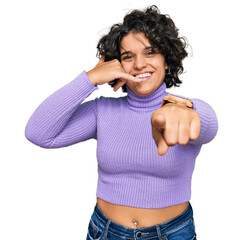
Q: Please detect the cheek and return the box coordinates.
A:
[121,62,132,73]
[154,62,166,76]
[152,56,166,70]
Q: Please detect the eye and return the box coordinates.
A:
[121,55,133,61]
[145,49,159,56]
[146,51,154,56]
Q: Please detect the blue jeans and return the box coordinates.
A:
[86,202,197,240]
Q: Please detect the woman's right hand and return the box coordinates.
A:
[86,58,142,91]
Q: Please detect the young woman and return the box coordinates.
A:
[25,5,218,240]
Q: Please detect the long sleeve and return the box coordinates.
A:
[189,98,218,145]
[25,71,98,148]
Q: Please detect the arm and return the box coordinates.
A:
[25,58,143,148]
[189,98,218,145]
[25,71,98,148]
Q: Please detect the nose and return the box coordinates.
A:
[134,55,147,70]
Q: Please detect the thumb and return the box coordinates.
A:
[151,112,166,131]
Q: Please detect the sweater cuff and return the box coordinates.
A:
[189,99,209,145]
[77,70,99,91]
[189,98,218,145]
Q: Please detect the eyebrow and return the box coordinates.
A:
[120,46,153,56]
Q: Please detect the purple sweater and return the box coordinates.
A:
[25,71,218,209]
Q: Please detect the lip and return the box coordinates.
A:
[133,71,153,76]
[133,71,153,82]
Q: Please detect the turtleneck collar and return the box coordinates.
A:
[126,82,168,111]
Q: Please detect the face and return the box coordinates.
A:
[120,32,168,96]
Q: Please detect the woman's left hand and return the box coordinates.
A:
[151,103,201,155]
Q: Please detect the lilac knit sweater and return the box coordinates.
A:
[25,71,218,209]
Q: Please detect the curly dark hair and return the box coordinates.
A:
[97,5,189,92]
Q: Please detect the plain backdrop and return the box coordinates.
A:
[0,0,242,239]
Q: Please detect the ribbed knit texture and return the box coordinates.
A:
[25,71,218,209]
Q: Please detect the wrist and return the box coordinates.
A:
[86,70,97,86]
[161,95,193,109]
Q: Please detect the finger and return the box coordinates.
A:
[178,121,190,145]
[152,127,169,155]
[163,121,178,146]
[113,79,126,92]
[151,113,169,155]
[165,95,193,108]
[116,72,143,83]
[151,112,166,131]
[163,115,179,146]
[158,136,169,155]
[189,113,201,141]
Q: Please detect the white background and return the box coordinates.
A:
[0,0,242,239]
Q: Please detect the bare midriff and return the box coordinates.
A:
[97,197,189,229]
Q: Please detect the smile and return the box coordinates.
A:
[134,72,153,81]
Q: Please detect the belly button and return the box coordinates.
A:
[133,219,138,226]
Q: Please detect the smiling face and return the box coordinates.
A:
[120,32,168,96]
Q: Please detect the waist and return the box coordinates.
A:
[97,197,190,229]
[96,176,192,209]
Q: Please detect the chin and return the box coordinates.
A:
[135,88,155,97]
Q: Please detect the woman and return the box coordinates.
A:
[25,5,218,240]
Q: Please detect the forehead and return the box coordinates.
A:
[120,32,151,51]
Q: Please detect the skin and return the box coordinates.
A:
[117,32,168,96]
[87,32,200,228]
[87,56,144,88]
[152,103,200,155]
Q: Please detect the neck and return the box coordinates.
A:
[126,82,167,111]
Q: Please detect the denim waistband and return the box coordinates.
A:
[93,202,193,239]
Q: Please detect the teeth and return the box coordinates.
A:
[136,73,152,79]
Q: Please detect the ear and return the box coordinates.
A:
[165,63,168,69]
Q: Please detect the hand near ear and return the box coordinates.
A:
[87,58,145,91]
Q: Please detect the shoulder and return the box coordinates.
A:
[96,96,127,105]
[95,96,128,117]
